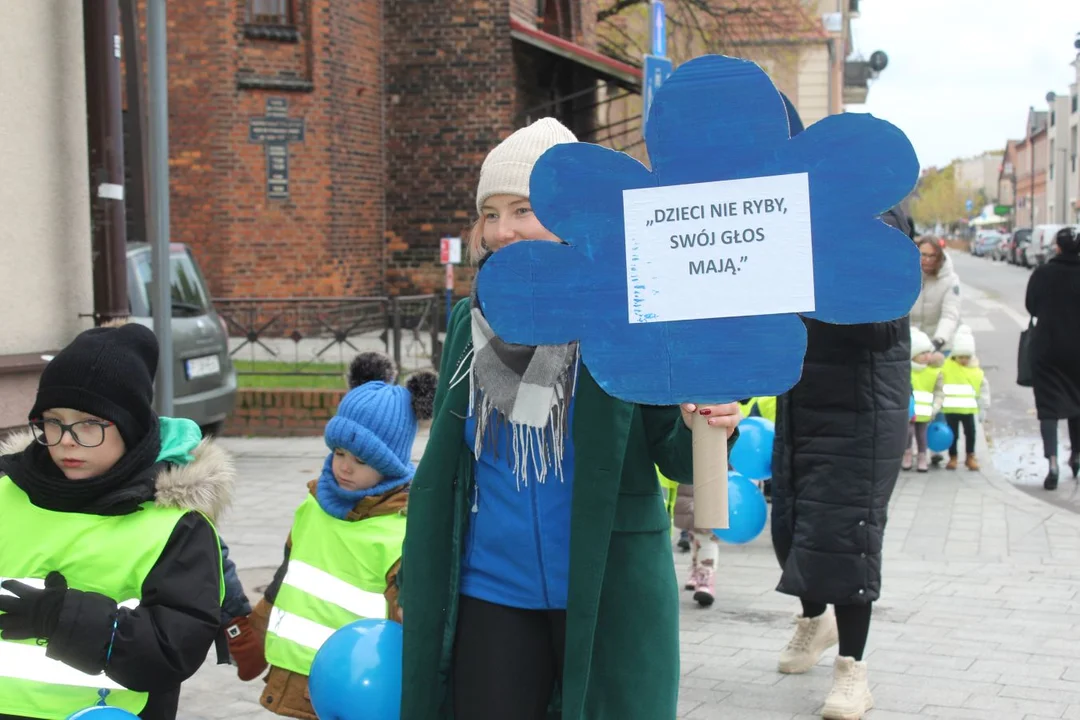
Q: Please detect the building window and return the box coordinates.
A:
[539,0,573,39]
[249,0,292,25]
[245,0,299,41]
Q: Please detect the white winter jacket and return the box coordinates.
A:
[910,252,962,349]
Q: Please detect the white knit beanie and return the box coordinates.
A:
[910,328,934,358]
[475,118,577,215]
[951,327,976,357]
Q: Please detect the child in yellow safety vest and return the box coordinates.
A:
[941,327,991,471]
[247,353,435,720]
[905,329,945,473]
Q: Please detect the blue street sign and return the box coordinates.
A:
[651,0,666,57]
[642,54,673,136]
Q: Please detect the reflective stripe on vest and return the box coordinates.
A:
[911,367,941,422]
[941,360,984,416]
[0,475,221,718]
[264,496,406,676]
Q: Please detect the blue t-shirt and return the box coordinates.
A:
[460,398,575,610]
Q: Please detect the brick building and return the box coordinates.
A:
[142,0,643,300]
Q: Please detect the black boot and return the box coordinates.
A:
[1069,451,1079,479]
[1045,465,1060,491]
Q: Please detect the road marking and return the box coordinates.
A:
[961,281,1029,330]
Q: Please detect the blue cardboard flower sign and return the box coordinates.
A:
[476,54,920,408]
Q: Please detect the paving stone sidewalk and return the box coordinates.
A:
[179,430,1080,720]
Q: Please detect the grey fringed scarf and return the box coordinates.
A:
[450,284,578,486]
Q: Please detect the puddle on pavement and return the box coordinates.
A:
[989,435,1080,511]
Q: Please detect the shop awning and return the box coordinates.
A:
[509,18,642,92]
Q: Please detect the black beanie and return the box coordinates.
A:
[29,324,159,447]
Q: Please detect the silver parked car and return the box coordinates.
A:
[126,243,237,434]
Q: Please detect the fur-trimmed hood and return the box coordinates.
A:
[0,430,234,521]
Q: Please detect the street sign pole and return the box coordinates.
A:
[148,0,173,415]
[643,1,670,138]
[440,237,462,332]
[650,0,666,57]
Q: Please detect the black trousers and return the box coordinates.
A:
[801,600,873,661]
[1040,417,1080,458]
[453,595,567,720]
[945,413,976,455]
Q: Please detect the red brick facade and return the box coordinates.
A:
[151,0,385,298]
[149,0,613,299]
[383,0,518,296]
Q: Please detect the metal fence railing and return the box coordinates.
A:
[213,295,442,378]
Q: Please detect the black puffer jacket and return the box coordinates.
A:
[0,431,232,720]
[770,210,913,605]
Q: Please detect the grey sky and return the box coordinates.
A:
[846,0,1079,169]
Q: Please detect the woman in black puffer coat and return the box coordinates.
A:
[1024,226,1080,490]
[769,203,913,720]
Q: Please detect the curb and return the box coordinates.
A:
[974,423,1080,531]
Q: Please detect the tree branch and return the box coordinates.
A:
[597,0,648,23]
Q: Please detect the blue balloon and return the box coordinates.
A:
[67,708,140,720]
[308,618,402,720]
[730,416,775,480]
[713,472,768,545]
[927,421,954,453]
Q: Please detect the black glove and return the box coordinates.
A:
[931,337,945,351]
[0,572,67,641]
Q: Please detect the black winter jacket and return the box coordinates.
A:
[769,208,913,605]
[0,432,233,720]
[770,316,910,604]
[1025,253,1080,421]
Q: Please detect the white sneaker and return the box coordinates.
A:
[777,608,839,674]
[821,656,873,720]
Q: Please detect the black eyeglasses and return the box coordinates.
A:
[29,418,116,448]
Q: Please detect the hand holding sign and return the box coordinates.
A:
[476,55,920,528]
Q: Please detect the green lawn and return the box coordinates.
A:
[234,360,348,390]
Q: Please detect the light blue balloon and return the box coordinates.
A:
[713,472,768,545]
[730,416,775,480]
[66,708,140,720]
[927,421,954,453]
[308,618,402,720]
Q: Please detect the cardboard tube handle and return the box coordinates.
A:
[692,412,729,529]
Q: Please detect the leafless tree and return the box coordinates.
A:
[597,0,797,68]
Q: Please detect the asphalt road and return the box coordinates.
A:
[947,250,1080,513]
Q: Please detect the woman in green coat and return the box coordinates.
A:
[399,117,740,720]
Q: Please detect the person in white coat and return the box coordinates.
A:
[910,238,962,355]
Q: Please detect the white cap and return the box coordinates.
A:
[910,328,934,358]
[475,117,577,215]
[952,327,976,357]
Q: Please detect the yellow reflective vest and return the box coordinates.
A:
[264,495,406,676]
[941,359,983,416]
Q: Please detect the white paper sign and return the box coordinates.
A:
[623,172,815,324]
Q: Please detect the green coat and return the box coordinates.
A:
[401,299,731,719]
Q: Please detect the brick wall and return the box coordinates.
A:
[155,0,384,298]
[223,388,345,437]
[383,0,517,296]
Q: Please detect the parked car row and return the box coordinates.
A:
[970,225,1079,268]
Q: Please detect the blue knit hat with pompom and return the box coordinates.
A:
[323,353,436,483]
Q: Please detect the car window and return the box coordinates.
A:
[130,250,212,317]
